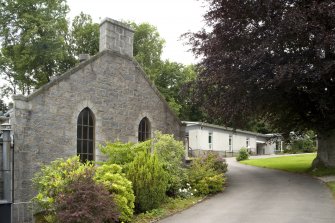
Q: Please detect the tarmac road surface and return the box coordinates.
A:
[158,157,335,223]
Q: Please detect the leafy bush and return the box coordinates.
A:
[153,132,188,196]
[95,164,135,222]
[55,168,119,223]
[236,147,250,161]
[204,152,228,174]
[188,155,226,195]
[100,132,188,198]
[32,156,93,216]
[99,141,137,165]
[127,151,168,212]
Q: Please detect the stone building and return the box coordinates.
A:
[0,18,183,223]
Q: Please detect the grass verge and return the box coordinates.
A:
[240,154,316,173]
[132,196,205,223]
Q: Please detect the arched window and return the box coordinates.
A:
[138,117,151,142]
[77,107,94,162]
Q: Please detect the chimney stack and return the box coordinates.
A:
[99,18,134,57]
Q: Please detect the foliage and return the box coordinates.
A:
[101,132,188,198]
[0,0,74,95]
[152,132,188,196]
[204,152,228,174]
[127,151,168,212]
[236,148,250,161]
[0,99,8,114]
[70,12,99,56]
[132,196,204,223]
[94,164,135,222]
[187,0,335,137]
[155,61,198,116]
[176,183,195,199]
[188,155,226,195]
[288,131,317,153]
[32,156,93,215]
[129,22,165,81]
[99,141,137,166]
[55,168,119,223]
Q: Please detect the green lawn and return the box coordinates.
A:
[240,154,316,173]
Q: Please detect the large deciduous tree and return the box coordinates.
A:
[188,0,335,167]
[0,0,73,94]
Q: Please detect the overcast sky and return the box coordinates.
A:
[67,0,207,65]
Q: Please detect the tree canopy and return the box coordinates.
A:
[0,2,201,121]
[0,0,73,94]
[188,0,335,166]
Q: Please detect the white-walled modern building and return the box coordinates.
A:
[183,121,282,156]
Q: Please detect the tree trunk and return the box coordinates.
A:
[312,129,335,168]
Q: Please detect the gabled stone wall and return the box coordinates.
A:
[11,49,183,223]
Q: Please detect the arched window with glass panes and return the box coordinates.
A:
[77,107,94,162]
[138,117,151,142]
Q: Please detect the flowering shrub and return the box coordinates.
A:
[176,183,196,199]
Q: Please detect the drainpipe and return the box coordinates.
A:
[2,123,12,203]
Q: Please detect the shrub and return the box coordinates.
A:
[99,141,136,165]
[94,164,135,222]
[32,156,93,216]
[176,183,195,199]
[127,151,168,212]
[153,132,188,196]
[55,168,119,223]
[188,155,225,196]
[236,147,250,161]
[100,132,188,198]
[204,152,228,174]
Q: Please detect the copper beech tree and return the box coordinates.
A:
[188,0,335,167]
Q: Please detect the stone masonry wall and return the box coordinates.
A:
[11,50,183,222]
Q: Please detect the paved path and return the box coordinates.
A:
[159,158,335,223]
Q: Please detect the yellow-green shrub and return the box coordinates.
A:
[94,164,135,222]
[32,156,93,216]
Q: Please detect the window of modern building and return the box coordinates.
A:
[138,117,151,142]
[229,135,233,151]
[209,132,213,150]
[246,137,250,148]
[77,107,94,162]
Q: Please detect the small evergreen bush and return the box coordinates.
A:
[55,168,119,223]
[127,151,168,212]
[236,147,250,161]
[95,164,135,222]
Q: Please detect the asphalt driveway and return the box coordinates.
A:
[159,158,335,223]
